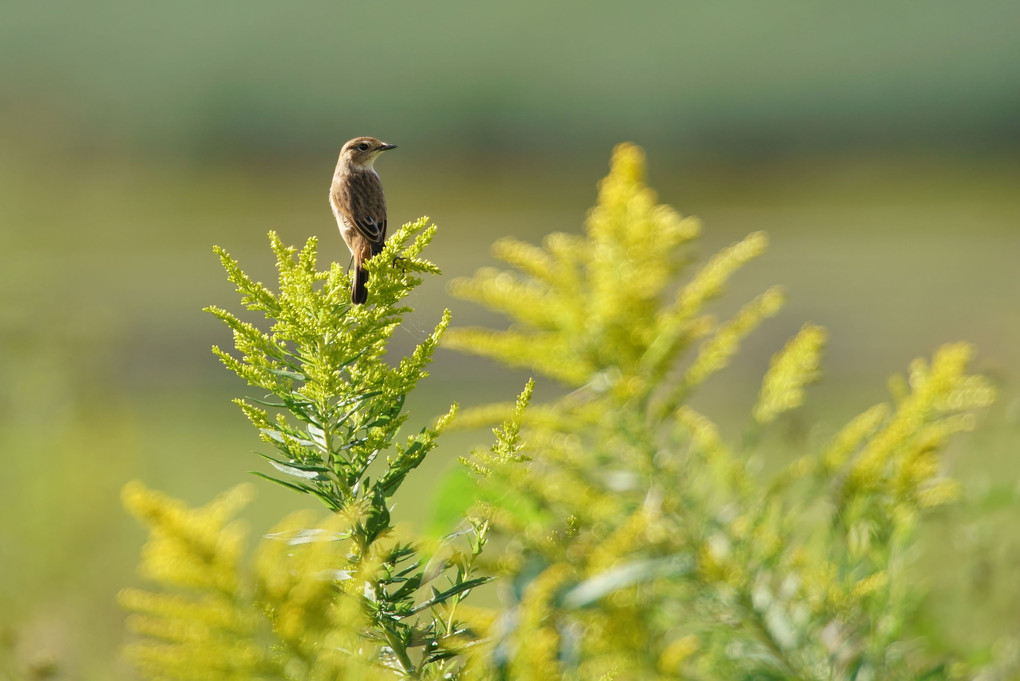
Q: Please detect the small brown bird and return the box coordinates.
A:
[329,136,397,304]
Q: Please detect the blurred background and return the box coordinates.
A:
[1,2,1018,677]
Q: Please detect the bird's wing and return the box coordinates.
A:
[358,216,386,244]
[334,172,387,247]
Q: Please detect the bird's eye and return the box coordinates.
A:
[357,143,369,151]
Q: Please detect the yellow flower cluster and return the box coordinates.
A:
[840,343,995,510]
[446,144,998,679]
[118,482,271,678]
[754,323,828,424]
[120,482,388,680]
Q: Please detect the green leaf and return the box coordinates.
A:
[409,576,491,615]
[427,465,481,539]
[258,454,331,476]
[250,471,313,495]
[559,555,693,610]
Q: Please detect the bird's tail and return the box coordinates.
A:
[351,264,369,305]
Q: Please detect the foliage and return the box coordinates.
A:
[122,220,491,679]
[120,144,1015,681]
[444,144,1006,680]
[204,221,450,515]
[119,481,494,680]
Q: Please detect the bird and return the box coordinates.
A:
[329,136,397,304]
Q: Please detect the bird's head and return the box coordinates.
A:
[339,136,397,171]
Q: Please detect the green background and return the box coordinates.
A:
[1,2,1018,677]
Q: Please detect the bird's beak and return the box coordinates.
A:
[379,143,397,151]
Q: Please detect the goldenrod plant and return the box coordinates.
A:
[122,221,491,679]
[121,145,1013,680]
[445,144,1005,680]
